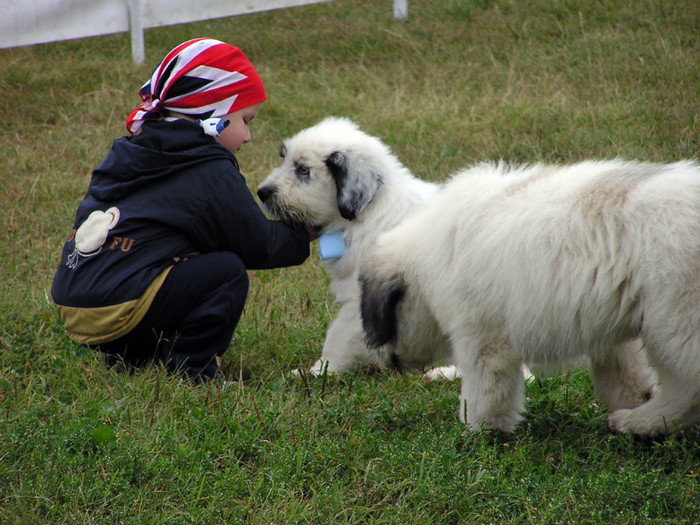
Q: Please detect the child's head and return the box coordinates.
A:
[126,38,267,149]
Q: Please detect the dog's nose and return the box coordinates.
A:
[257,186,274,202]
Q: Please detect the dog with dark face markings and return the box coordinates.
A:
[257,117,456,377]
[360,159,700,437]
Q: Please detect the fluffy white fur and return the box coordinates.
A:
[360,159,700,437]
[257,117,453,376]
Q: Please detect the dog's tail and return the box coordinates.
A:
[359,256,405,349]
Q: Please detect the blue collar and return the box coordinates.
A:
[319,229,346,260]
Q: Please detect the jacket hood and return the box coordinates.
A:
[90,119,237,201]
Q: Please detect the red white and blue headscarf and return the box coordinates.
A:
[126,38,266,135]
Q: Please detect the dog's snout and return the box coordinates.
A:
[257,185,275,202]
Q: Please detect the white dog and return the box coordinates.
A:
[257,117,455,377]
[360,159,700,437]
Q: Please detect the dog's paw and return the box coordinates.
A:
[308,359,332,376]
[607,408,669,438]
[607,408,633,434]
[291,365,329,378]
[465,417,520,436]
[423,365,460,381]
[293,359,338,377]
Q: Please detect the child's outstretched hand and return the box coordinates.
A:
[306,225,322,242]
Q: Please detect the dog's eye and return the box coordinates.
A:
[279,144,287,158]
[295,163,311,181]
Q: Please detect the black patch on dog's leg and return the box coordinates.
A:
[360,271,405,349]
[389,352,406,375]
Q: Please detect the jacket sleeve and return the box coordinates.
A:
[187,160,310,269]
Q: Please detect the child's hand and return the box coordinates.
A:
[306,225,322,241]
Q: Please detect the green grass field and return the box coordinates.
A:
[2,0,699,522]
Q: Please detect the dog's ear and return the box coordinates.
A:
[359,270,405,349]
[325,151,383,221]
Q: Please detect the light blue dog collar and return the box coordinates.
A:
[319,230,346,260]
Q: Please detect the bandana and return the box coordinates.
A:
[126,38,266,135]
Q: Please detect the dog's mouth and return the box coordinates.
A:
[281,213,324,232]
[257,186,327,233]
[273,210,325,234]
[259,198,311,229]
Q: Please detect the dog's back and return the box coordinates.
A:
[361,159,700,435]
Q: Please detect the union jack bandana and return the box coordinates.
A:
[126,38,266,135]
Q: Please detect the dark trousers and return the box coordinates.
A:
[96,252,249,380]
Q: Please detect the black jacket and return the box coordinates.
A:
[52,119,309,310]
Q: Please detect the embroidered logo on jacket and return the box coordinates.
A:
[66,207,121,269]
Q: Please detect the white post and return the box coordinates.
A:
[128,0,145,65]
[394,0,407,21]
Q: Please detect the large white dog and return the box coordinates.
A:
[360,159,700,437]
[257,117,454,377]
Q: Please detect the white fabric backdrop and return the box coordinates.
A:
[0,0,336,48]
[0,0,333,62]
[1,0,407,63]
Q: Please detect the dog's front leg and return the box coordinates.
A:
[314,302,375,375]
[590,338,655,411]
[456,335,524,434]
[607,359,700,437]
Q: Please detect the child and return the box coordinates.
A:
[52,38,312,381]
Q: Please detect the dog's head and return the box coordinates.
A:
[257,117,386,230]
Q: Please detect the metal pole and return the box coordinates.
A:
[394,0,407,21]
[128,0,145,65]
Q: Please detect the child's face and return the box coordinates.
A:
[215,102,264,154]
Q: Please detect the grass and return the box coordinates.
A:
[1,0,699,522]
